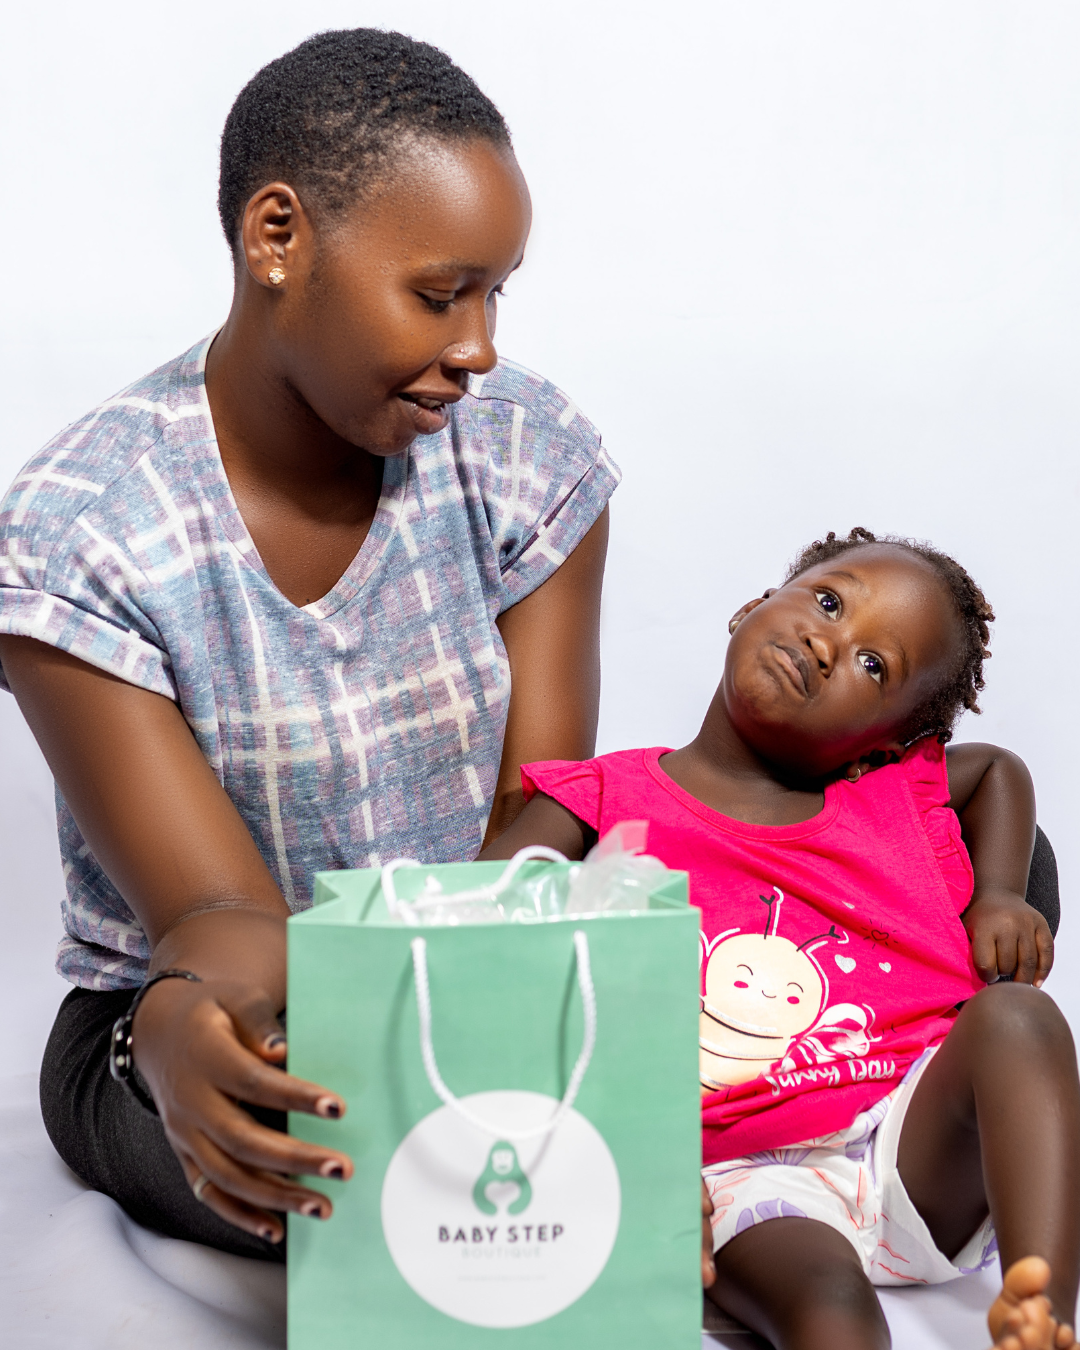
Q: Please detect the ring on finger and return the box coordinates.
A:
[192,1173,211,1203]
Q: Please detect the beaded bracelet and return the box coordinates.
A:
[109,968,203,1114]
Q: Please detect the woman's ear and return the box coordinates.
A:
[238,182,311,290]
[727,589,776,636]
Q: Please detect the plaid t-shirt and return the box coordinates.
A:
[0,336,619,989]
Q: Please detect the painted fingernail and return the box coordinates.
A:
[320,1161,346,1180]
[266,1035,286,1050]
[315,1096,342,1119]
[301,1200,326,1219]
[259,1225,281,1242]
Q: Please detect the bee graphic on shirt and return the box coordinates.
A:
[699,888,878,1092]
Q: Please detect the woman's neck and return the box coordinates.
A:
[205,312,380,493]
[202,312,385,608]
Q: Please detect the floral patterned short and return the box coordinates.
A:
[702,1048,997,1286]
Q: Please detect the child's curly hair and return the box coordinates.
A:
[785,527,995,744]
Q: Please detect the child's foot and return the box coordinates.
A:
[988,1257,1078,1349]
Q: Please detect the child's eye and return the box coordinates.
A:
[860,653,884,683]
[815,590,840,616]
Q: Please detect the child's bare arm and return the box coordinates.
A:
[476,791,594,862]
[945,741,1051,986]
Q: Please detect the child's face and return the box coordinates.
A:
[719,546,960,778]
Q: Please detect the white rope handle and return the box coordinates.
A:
[381,846,568,922]
[410,929,596,1141]
[380,858,421,921]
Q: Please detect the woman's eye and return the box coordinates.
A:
[860,653,884,683]
[815,590,840,616]
[419,294,453,313]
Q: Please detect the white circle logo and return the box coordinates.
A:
[381,1090,621,1328]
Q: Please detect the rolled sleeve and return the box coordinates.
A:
[0,507,174,699]
[458,361,621,612]
[499,448,620,608]
[0,585,174,697]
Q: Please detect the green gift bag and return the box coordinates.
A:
[286,855,701,1349]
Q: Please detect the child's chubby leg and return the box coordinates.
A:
[705,1212,890,1350]
[896,982,1080,1347]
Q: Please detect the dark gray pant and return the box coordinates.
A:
[38,828,1060,1259]
[39,984,286,1261]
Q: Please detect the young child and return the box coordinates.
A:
[482,528,1078,1350]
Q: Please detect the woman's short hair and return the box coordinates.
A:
[218,28,510,249]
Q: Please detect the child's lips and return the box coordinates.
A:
[773,644,811,696]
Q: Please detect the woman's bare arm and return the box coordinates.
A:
[0,634,353,1243]
[482,505,609,847]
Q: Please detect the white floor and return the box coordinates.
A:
[0,696,1000,1347]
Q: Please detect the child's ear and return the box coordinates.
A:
[871,738,907,767]
[842,740,907,782]
[727,589,776,636]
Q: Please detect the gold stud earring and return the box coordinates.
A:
[268,267,285,286]
[728,619,739,635]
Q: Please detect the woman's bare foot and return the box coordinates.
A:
[988,1257,1078,1349]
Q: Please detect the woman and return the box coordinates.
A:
[0,30,617,1259]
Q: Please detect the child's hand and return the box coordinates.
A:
[701,1179,717,1287]
[962,887,1053,987]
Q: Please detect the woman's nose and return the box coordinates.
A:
[443,302,498,376]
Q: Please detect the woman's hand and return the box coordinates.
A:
[133,971,353,1243]
[0,636,354,1242]
[962,886,1054,988]
[702,1179,717,1288]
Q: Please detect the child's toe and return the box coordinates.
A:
[1005,1258,1053,1304]
[991,1259,1054,1345]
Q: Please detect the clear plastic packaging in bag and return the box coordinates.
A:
[381,822,667,926]
[565,821,667,915]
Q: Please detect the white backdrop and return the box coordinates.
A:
[2,0,1078,1073]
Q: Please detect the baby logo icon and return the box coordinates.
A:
[699,888,877,1091]
[473,1141,532,1216]
[381,1090,621,1328]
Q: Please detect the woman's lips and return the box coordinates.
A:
[397,393,451,435]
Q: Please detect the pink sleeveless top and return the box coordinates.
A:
[522,739,983,1166]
